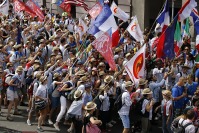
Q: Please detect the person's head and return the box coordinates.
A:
[162,90,172,100]
[184,46,190,54]
[187,74,193,83]
[138,78,148,89]
[85,83,92,92]
[85,102,97,114]
[16,66,23,75]
[178,77,186,86]
[125,81,134,92]
[172,58,178,66]
[74,90,83,101]
[182,65,190,73]
[35,72,42,80]
[53,73,62,81]
[39,76,47,85]
[142,88,153,99]
[186,109,195,121]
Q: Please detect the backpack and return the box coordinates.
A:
[171,118,192,133]
[3,74,14,87]
[134,98,145,116]
[114,92,125,112]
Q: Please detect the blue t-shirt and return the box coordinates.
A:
[195,69,199,82]
[186,82,198,96]
[69,42,76,47]
[8,75,21,91]
[172,85,185,109]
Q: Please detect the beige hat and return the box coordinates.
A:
[52,47,60,52]
[139,78,148,86]
[75,70,85,76]
[16,66,23,72]
[45,63,51,70]
[98,62,105,67]
[33,64,40,70]
[104,75,113,83]
[79,76,89,82]
[55,55,62,60]
[34,60,41,64]
[53,72,61,80]
[125,53,131,58]
[39,76,47,83]
[142,88,152,95]
[74,90,83,99]
[99,71,105,76]
[115,47,122,53]
[162,90,172,98]
[85,102,97,110]
[182,65,190,69]
[13,44,22,49]
[49,36,55,42]
[6,62,13,67]
[35,72,42,79]
[125,81,134,88]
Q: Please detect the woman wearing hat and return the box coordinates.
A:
[83,102,102,133]
[35,76,49,132]
[140,88,155,133]
[48,73,63,125]
[54,80,74,131]
[6,66,23,121]
[65,89,84,133]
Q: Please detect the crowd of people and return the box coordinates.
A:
[0,2,199,133]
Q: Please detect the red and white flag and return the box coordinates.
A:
[110,1,129,22]
[64,0,89,11]
[92,28,116,71]
[0,0,9,16]
[89,2,102,19]
[178,0,197,21]
[124,45,146,85]
[14,0,36,18]
[26,0,44,21]
[127,16,144,42]
[78,18,88,38]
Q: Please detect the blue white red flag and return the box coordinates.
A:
[156,17,177,59]
[94,4,119,47]
[191,8,199,51]
[92,28,116,70]
[155,0,170,33]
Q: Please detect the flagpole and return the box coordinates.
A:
[172,0,175,19]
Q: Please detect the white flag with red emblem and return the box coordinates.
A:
[110,1,129,22]
[127,16,144,42]
[78,18,88,38]
[124,45,146,85]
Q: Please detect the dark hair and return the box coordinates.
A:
[186,109,195,120]
[60,38,66,44]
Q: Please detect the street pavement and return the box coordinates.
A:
[0,106,162,133]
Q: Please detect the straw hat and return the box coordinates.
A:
[182,65,190,69]
[74,90,83,99]
[6,62,13,67]
[35,72,42,79]
[85,102,97,110]
[33,64,40,70]
[39,76,47,83]
[138,78,148,86]
[75,70,85,76]
[125,53,131,58]
[45,63,51,70]
[52,47,60,52]
[104,75,113,83]
[13,44,22,49]
[79,76,89,82]
[16,66,23,72]
[49,36,55,42]
[55,55,62,60]
[142,88,152,95]
[99,71,105,76]
[115,47,122,53]
[53,73,61,80]
[98,62,105,67]
[125,81,134,88]
[162,90,172,98]
[90,58,97,62]
[34,60,41,65]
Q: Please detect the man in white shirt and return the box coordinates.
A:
[118,81,134,133]
[178,109,195,133]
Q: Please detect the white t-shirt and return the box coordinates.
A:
[178,118,195,133]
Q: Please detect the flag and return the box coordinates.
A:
[156,17,177,59]
[124,45,146,85]
[64,0,89,11]
[182,18,190,37]
[88,24,104,39]
[92,28,116,71]
[55,0,71,12]
[89,2,102,19]
[191,8,199,51]
[94,4,120,47]
[14,0,36,17]
[78,18,88,38]
[174,21,182,56]
[149,37,159,51]
[98,0,104,6]
[155,0,170,33]
[127,16,144,42]
[110,1,129,22]
[178,0,197,21]
[0,0,9,16]
[26,0,44,21]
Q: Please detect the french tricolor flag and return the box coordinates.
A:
[92,4,120,47]
[191,8,199,51]
[155,0,170,33]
